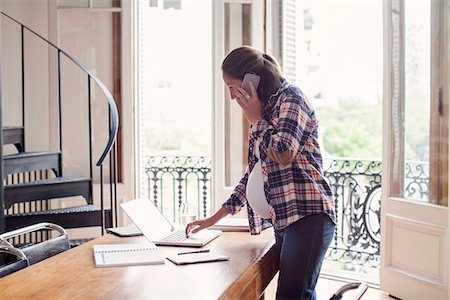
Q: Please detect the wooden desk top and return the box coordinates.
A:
[0,230,279,299]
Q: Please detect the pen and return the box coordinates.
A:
[177,249,210,255]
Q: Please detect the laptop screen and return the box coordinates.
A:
[121,198,175,241]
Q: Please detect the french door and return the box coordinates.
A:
[381,1,449,299]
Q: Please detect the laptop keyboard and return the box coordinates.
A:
[161,230,187,242]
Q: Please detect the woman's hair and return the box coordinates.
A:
[221,46,285,107]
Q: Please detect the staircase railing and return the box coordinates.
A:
[1,12,119,232]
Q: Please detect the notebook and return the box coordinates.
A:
[93,243,165,267]
[120,198,222,247]
[166,252,229,265]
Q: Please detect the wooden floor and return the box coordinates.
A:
[264,273,394,300]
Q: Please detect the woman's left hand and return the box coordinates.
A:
[234,81,263,124]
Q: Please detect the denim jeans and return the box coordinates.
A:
[274,213,335,300]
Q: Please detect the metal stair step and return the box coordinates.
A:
[3,126,24,151]
[3,151,61,177]
[4,177,92,208]
[4,205,112,231]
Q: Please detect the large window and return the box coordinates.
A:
[136,0,213,217]
[273,1,383,160]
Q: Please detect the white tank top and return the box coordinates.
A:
[246,144,272,219]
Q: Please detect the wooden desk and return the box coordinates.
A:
[0,230,279,299]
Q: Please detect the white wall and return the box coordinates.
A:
[1,0,50,152]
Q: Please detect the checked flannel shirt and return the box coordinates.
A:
[222,80,336,235]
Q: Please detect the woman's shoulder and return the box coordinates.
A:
[279,83,310,107]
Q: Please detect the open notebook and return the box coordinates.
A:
[93,243,165,267]
[121,198,222,247]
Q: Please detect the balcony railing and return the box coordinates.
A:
[323,159,382,269]
[145,156,211,223]
[144,155,429,269]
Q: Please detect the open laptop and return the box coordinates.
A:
[120,198,221,247]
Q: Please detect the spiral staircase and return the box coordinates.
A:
[0,12,119,245]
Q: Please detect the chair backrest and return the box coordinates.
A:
[0,244,29,278]
[0,222,70,265]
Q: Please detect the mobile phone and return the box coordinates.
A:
[242,73,261,96]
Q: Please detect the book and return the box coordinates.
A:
[166,252,229,265]
[210,217,250,232]
[93,243,165,267]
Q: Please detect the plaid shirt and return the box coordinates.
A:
[223,81,336,234]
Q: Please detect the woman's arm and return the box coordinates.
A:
[252,92,313,166]
[234,81,312,166]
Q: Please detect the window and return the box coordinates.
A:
[273,1,383,160]
[136,0,213,218]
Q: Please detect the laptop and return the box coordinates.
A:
[120,198,221,247]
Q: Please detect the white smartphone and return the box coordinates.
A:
[242,73,261,96]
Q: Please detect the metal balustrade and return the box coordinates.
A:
[323,159,382,269]
[144,156,212,223]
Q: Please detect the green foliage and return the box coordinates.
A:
[317,97,382,159]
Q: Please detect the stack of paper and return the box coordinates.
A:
[210,218,250,232]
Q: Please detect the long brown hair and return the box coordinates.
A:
[221,46,285,108]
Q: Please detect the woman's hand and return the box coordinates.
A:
[185,207,230,236]
[233,81,263,124]
[185,217,216,236]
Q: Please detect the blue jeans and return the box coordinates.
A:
[274,213,335,300]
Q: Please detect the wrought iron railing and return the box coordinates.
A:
[144,155,429,269]
[145,156,211,223]
[323,159,382,269]
[405,161,429,200]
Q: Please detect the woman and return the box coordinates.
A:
[185,46,336,300]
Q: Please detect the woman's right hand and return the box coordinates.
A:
[185,217,216,236]
[185,207,230,236]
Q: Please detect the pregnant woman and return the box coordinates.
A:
[186,46,336,300]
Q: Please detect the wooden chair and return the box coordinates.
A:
[0,222,70,265]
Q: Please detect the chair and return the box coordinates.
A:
[0,244,29,277]
[329,281,368,300]
[0,222,70,265]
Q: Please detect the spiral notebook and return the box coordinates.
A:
[93,243,165,267]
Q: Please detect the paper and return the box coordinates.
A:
[93,243,165,267]
[166,252,229,265]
